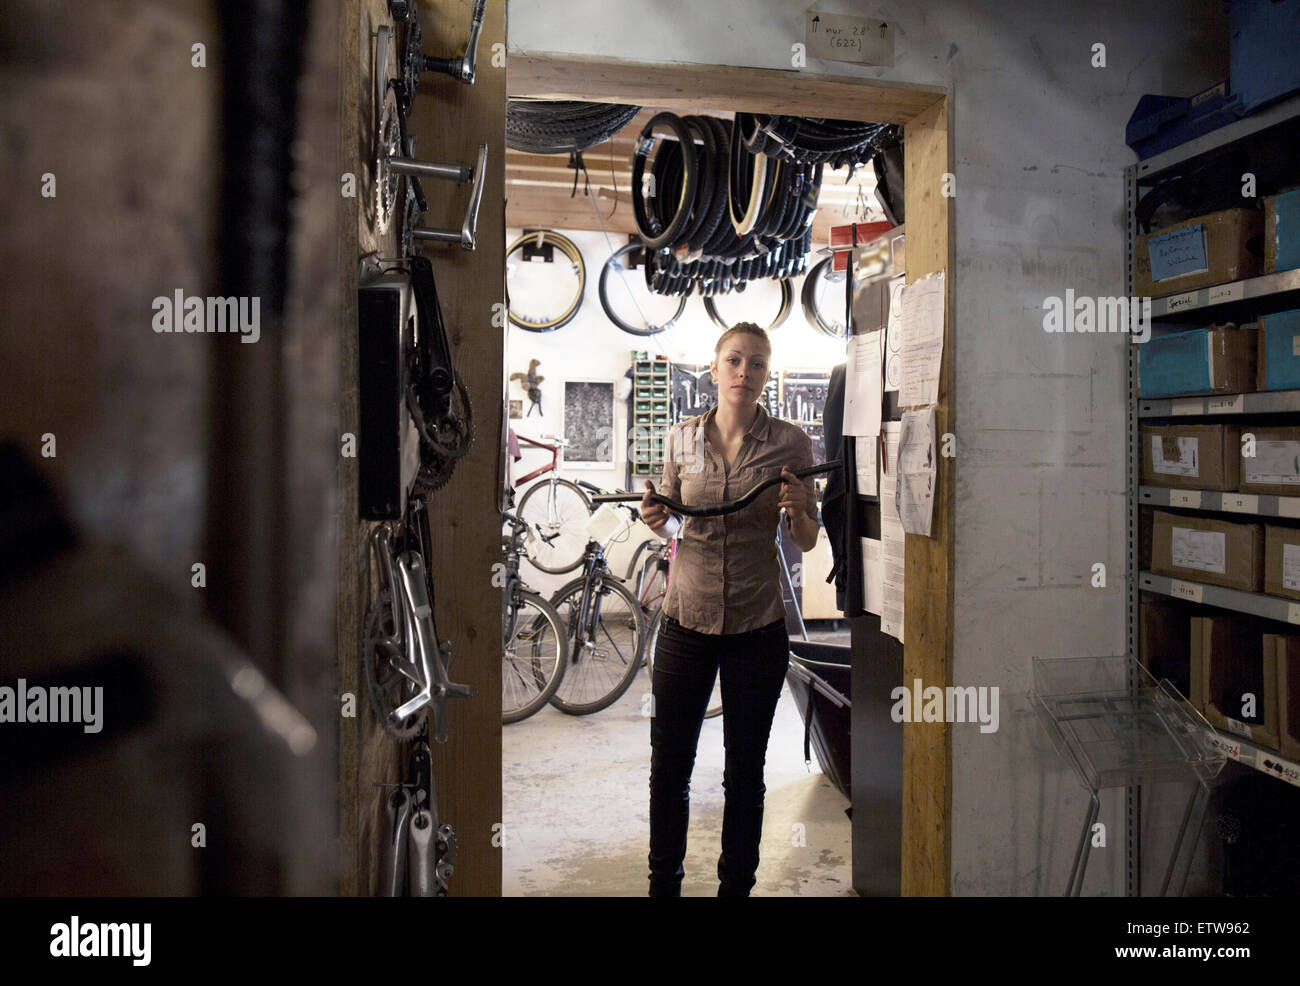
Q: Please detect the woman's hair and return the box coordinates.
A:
[713,321,771,357]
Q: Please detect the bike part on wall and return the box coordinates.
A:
[589,460,841,517]
[364,505,476,742]
[507,99,642,155]
[505,229,586,331]
[800,256,849,340]
[598,240,689,336]
[405,255,474,494]
[390,0,486,89]
[358,261,422,520]
[702,277,793,332]
[371,22,488,249]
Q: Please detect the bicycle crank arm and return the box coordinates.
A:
[405,143,488,251]
[589,460,841,517]
[419,0,486,84]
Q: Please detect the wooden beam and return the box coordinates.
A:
[409,0,505,898]
[507,53,944,124]
[900,96,954,897]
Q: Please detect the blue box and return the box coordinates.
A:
[1257,308,1300,391]
[1230,0,1300,116]
[1138,325,1257,398]
[1126,83,1243,161]
[1266,189,1300,273]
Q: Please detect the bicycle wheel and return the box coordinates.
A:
[506,229,586,332]
[514,478,591,574]
[548,575,645,715]
[644,609,722,718]
[502,589,568,724]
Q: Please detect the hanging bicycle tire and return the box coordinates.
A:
[506,100,641,155]
[505,229,586,332]
[598,241,688,336]
[800,257,849,340]
[702,277,793,333]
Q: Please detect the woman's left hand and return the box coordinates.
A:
[778,466,809,518]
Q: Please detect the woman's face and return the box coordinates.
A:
[710,333,771,410]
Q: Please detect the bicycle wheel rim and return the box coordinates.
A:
[506,230,586,332]
[514,479,590,574]
[548,578,644,715]
[599,242,688,336]
[502,592,567,723]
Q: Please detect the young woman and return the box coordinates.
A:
[639,322,819,897]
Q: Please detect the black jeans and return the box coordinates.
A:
[648,614,790,897]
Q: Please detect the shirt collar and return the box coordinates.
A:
[700,402,772,443]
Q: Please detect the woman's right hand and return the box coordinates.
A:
[641,480,672,536]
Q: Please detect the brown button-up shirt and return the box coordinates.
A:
[659,403,816,635]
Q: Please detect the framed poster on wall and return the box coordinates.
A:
[562,380,615,467]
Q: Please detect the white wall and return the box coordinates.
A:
[508,0,1227,894]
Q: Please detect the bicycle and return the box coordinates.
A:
[501,511,569,724]
[509,432,592,574]
[546,505,647,715]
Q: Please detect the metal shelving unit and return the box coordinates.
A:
[1125,90,1300,896]
[1138,485,1300,518]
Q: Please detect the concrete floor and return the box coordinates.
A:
[503,622,854,897]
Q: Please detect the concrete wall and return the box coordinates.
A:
[508,0,1227,894]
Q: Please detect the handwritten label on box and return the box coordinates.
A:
[1149,225,1209,282]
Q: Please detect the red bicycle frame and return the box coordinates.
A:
[513,433,561,486]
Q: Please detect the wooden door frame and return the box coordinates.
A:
[507,53,955,896]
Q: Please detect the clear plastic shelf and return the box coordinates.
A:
[1030,656,1226,791]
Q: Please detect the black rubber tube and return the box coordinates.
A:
[589,460,840,517]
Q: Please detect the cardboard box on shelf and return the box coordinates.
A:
[1238,425,1300,496]
[1264,525,1300,601]
[1137,323,1256,398]
[1255,308,1300,391]
[1278,636,1300,761]
[1263,190,1300,275]
[1200,617,1280,750]
[1141,424,1241,490]
[1141,599,1199,707]
[1135,208,1263,299]
[1150,510,1263,592]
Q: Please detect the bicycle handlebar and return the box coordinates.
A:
[589,460,840,517]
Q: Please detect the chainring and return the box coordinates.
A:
[362,587,426,740]
[375,84,403,236]
[409,370,474,494]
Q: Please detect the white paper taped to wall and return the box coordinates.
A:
[899,270,945,407]
[855,435,878,496]
[879,421,905,642]
[861,537,883,615]
[897,407,936,537]
[843,330,883,437]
